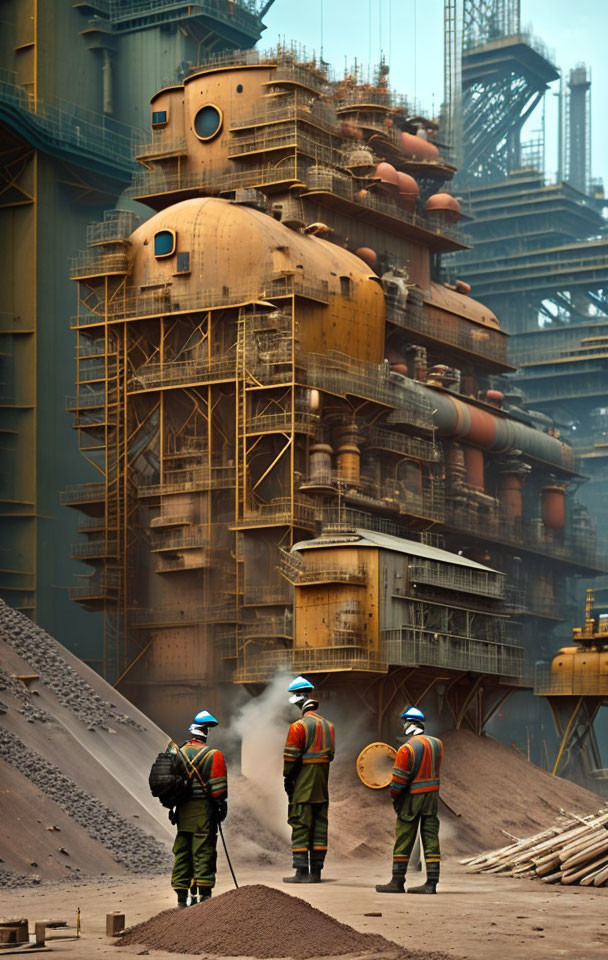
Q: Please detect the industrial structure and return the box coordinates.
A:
[536,589,608,784]
[0,0,269,663]
[444,0,608,598]
[442,0,608,777]
[63,47,603,740]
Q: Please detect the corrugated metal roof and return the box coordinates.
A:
[292,528,502,575]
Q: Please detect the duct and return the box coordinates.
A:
[429,389,576,471]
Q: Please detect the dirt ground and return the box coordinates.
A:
[2,860,606,960]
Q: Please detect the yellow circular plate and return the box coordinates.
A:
[356,741,397,789]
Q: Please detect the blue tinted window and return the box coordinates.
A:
[152,110,167,126]
[194,105,222,141]
[154,230,175,257]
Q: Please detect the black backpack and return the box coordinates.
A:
[149,748,191,808]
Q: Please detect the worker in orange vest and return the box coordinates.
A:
[376,706,443,894]
[282,676,335,884]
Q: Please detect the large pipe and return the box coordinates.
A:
[429,391,575,471]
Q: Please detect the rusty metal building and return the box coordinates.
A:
[64,49,603,740]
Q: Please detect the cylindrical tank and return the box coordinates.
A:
[309,389,321,412]
[309,443,333,480]
[354,247,378,269]
[425,193,462,223]
[335,425,360,484]
[498,473,523,521]
[463,445,484,492]
[485,390,504,408]
[445,442,467,489]
[542,484,566,530]
[396,171,419,211]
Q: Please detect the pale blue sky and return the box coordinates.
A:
[261,0,606,187]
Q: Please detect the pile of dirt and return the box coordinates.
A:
[439,728,603,854]
[116,884,458,959]
[0,600,172,885]
[228,730,603,868]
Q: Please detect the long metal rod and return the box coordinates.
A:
[218,823,238,889]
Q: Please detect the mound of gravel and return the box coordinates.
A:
[0,727,170,875]
[0,600,144,731]
[116,884,458,959]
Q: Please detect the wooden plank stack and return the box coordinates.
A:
[461,807,608,886]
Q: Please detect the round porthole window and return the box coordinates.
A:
[194,104,223,141]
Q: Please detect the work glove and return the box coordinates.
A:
[284,777,294,800]
[168,808,177,826]
[215,799,228,823]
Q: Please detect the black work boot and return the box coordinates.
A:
[408,879,437,894]
[308,865,322,883]
[197,886,212,902]
[375,874,406,894]
[283,867,309,883]
[176,892,188,909]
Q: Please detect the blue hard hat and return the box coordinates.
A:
[192,709,218,727]
[400,706,425,723]
[288,676,314,694]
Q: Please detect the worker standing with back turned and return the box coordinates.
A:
[283,676,335,884]
[170,709,228,907]
[376,706,443,895]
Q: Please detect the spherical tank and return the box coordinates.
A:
[542,485,566,530]
[374,162,399,191]
[127,197,386,364]
[396,171,419,210]
[425,193,462,223]
[551,647,576,691]
[354,247,378,269]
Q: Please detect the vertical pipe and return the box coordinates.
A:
[102,49,113,116]
[557,74,563,183]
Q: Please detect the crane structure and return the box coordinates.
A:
[443,0,557,181]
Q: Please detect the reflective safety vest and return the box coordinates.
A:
[171,740,228,802]
[284,712,335,769]
[390,734,443,800]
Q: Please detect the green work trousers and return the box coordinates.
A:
[288,801,329,869]
[171,799,218,892]
[392,791,440,881]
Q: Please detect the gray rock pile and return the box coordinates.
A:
[0,600,145,732]
[0,728,171,874]
[0,667,53,724]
